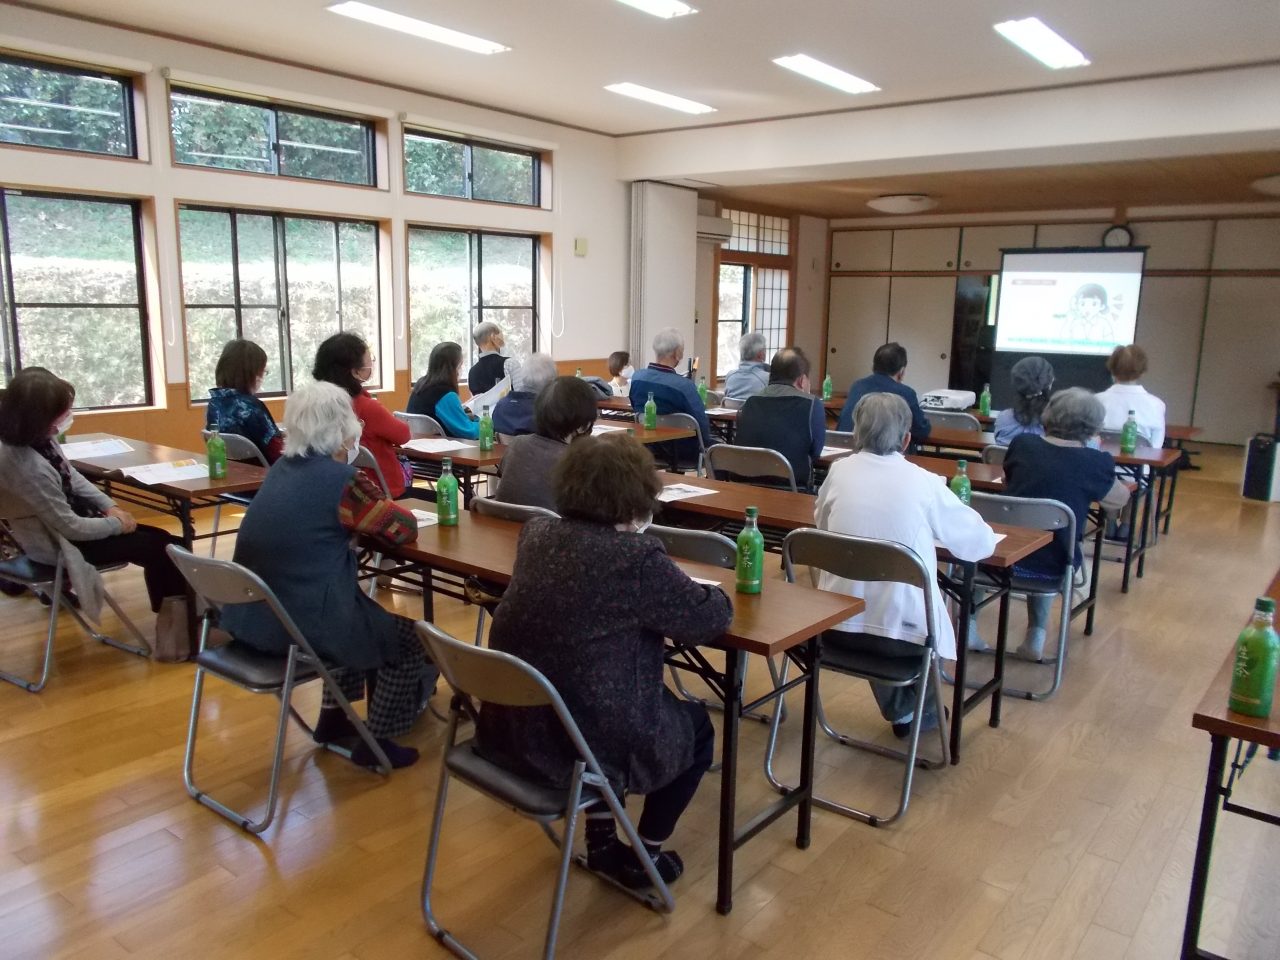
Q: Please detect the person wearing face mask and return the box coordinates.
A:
[494,375,598,511]
[478,432,731,890]
[407,341,480,441]
[466,321,507,396]
[314,332,412,498]
[205,339,284,463]
[0,367,188,651]
[219,381,439,769]
[607,350,634,398]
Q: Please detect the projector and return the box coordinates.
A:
[920,389,976,411]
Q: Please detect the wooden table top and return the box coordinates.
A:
[925,428,1182,469]
[401,425,697,469]
[64,432,266,498]
[389,506,864,658]
[597,395,632,412]
[1164,424,1203,442]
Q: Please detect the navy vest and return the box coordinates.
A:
[735,394,819,489]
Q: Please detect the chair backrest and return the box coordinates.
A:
[824,430,856,451]
[352,445,391,496]
[471,496,558,522]
[705,389,724,406]
[655,411,706,453]
[395,410,445,439]
[648,524,736,569]
[927,410,982,432]
[1099,428,1152,450]
[705,443,797,492]
[723,396,746,410]
[969,492,1075,550]
[201,430,268,467]
[981,444,1008,465]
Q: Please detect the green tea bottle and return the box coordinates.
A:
[1229,597,1279,718]
[821,373,833,401]
[478,405,494,452]
[949,459,972,505]
[979,383,992,418]
[206,427,228,480]
[1120,410,1139,455]
[697,377,708,405]
[437,457,459,527]
[735,506,764,595]
[643,391,657,430]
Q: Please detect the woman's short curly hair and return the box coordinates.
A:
[552,433,661,525]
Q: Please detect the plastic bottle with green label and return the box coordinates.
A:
[697,377,708,405]
[949,459,972,505]
[1229,597,1279,718]
[478,405,494,452]
[979,383,992,418]
[206,427,228,480]
[1120,410,1139,455]
[643,391,657,430]
[735,507,764,595]
[821,373,833,401]
[437,457,459,526]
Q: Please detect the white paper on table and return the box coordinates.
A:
[591,423,628,434]
[412,509,439,527]
[689,576,722,587]
[121,459,209,484]
[819,445,851,458]
[403,437,473,454]
[657,483,718,503]
[462,374,511,415]
[59,437,134,459]
[703,406,736,416]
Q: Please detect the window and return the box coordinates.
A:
[171,88,375,186]
[404,130,540,206]
[179,206,381,401]
[726,209,789,255]
[407,227,537,379]
[0,191,151,408]
[0,54,135,157]
[715,264,789,379]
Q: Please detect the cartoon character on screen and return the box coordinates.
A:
[1066,283,1122,346]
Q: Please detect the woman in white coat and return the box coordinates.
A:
[815,392,998,736]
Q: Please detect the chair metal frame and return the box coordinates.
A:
[723,396,746,410]
[706,443,798,493]
[654,411,707,476]
[167,545,391,835]
[394,410,447,439]
[351,445,395,598]
[417,622,673,960]
[200,430,268,558]
[981,444,1008,465]
[824,430,856,450]
[926,410,982,432]
[764,528,950,826]
[468,498,557,645]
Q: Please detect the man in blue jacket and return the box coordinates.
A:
[836,342,932,442]
[630,327,712,466]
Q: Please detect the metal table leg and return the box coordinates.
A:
[1182,734,1229,960]
[1136,472,1156,579]
[716,647,742,915]
[795,635,817,851]
[1121,476,1141,593]
[949,561,976,764]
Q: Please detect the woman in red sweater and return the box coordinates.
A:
[313,333,411,498]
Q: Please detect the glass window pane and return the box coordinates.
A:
[481,308,533,361]
[338,222,380,386]
[408,228,471,379]
[717,264,747,379]
[235,214,278,306]
[7,194,138,304]
[0,58,131,157]
[241,307,285,394]
[479,234,535,307]
[17,307,146,408]
[171,90,273,173]
[276,110,372,185]
[185,307,238,402]
[284,218,339,386]
[471,146,535,205]
[404,134,466,197]
[178,208,234,305]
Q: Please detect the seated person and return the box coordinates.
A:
[1097,344,1166,449]
[723,332,770,400]
[205,338,284,463]
[408,342,479,441]
[629,327,713,465]
[1001,388,1130,660]
[836,342,931,443]
[466,321,507,396]
[478,433,732,888]
[0,368,188,652]
[220,381,438,769]
[816,393,997,737]
[733,346,826,491]
[608,350,633,397]
[314,332,411,498]
[494,376,597,511]
[492,353,557,438]
[992,356,1054,446]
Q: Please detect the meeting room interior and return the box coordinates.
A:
[2,1,1280,958]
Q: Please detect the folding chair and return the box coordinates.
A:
[723,396,746,411]
[705,443,798,493]
[417,621,673,960]
[0,525,150,692]
[705,389,725,407]
[166,546,390,834]
[654,412,706,476]
[351,445,395,598]
[981,444,1008,466]
[824,430,856,450]
[926,410,982,432]
[467,497,558,645]
[395,411,447,438]
[764,529,950,826]
[200,430,267,558]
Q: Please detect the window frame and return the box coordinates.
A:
[169,85,377,187]
[402,128,542,207]
[0,188,153,410]
[713,207,797,381]
[0,52,138,159]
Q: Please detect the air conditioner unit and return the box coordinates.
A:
[696,215,732,244]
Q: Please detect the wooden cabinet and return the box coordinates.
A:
[826,276,890,388]
[887,276,957,391]
[890,227,960,271]
[1210,219,1280,270]
[958,224,1035,271]
[830,230,891,271]
[1132,220,1213,270]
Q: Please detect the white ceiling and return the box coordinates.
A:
[25,0,1280,135]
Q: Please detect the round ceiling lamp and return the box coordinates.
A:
[1251,174,1280,197]
[866,194,939,214]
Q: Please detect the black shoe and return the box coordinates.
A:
[618,848,684,889]
[352,737,419,769]
[0,578,26,598]
[313,706,358,744]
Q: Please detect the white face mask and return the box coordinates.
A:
[54,413,74,436]
[620,365,635,380]
[633,512,653,534]
[346,443,360,464]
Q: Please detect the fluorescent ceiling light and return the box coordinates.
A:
[993,17,1089,69]
[616,0,697,17]
[772,54,879,94]
[326,2,509,55]
[604,82,715,114]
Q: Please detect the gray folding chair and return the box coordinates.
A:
[824,430,856,450]
[468,498,558,645]
[416,622,673,960]
[706,443,798,493]
[969,492,1075,701]
[926,410,982,432]
[0,524,150,692]
[352,445,393,598]
[705,389,724,406]
[981,444,1008,466]
[201,430,267,558]
[764,529,950,826]
[655,412,707,476]
[723,396,746,411]
[167,545,391,835]
[395,410,446,439]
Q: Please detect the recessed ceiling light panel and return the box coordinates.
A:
[616,0,697,18]
[326,2,510,54]
[773,54,879,95]
[605,82,715,114]
[993,17,1090,69]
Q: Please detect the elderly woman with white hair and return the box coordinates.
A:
[492,352,558,438]
[220,381,438,769]
[815,392,997,737]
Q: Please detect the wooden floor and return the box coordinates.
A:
[1,445,1278,960]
